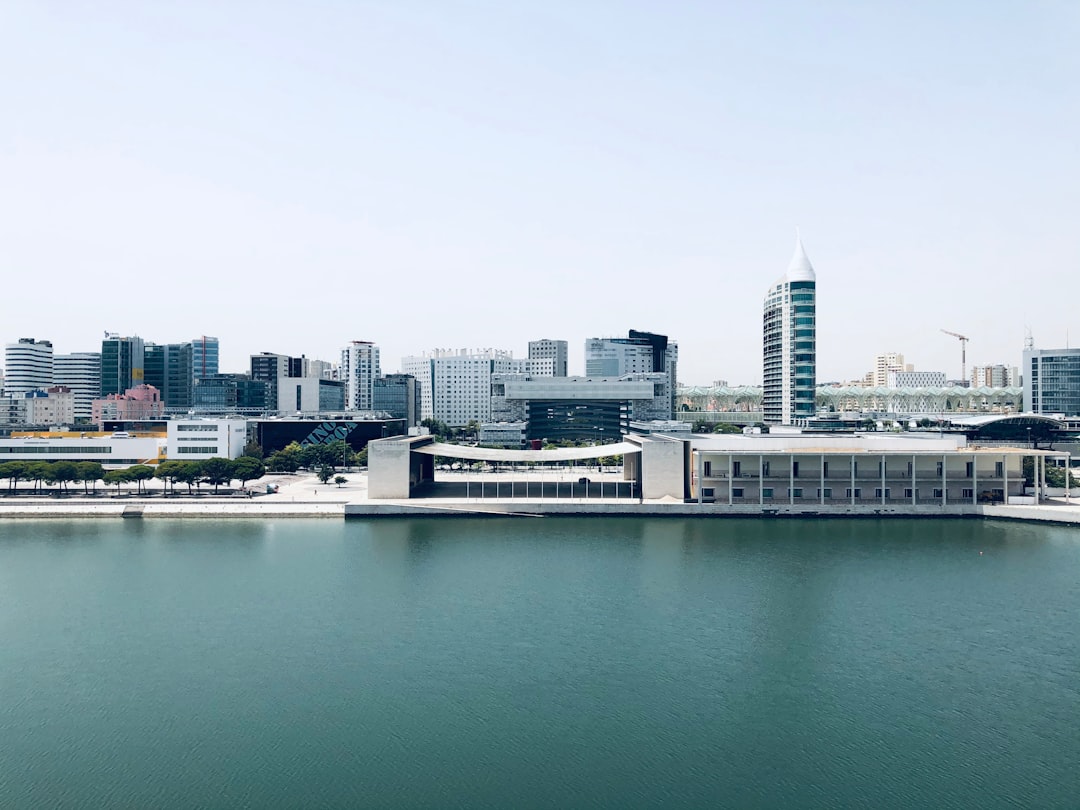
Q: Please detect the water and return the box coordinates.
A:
[1,517,1078,809]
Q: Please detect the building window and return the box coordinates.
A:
[762,488,774,499]
[995,462,1004,477]
[703,461,712,477]
[904,488,913,498]
[791,488,803,498]
[965,462,974,477]
[818,488,832,499]
[846,488,861,498]
[875,488,890,498]
[702,488,714,498]
[936,461,944,476]
[732,488,744,498]
[933,488,944,498]
[962,488,974,498]
[762,461,770,477]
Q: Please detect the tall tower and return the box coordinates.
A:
[763,235,816,425]
[341,341,381,411]
[100,334,146,397]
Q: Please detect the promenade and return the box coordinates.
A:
[2,470,1080,526]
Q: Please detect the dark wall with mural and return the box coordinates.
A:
[253,419,406,454]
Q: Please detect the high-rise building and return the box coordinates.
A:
[101,334,145,397]
[144,342,194,412]
[763,236,816,425]
[191,336,219,382]
[4,338,54,395]
[585,330,678,418]
[873,353,912,387]
[54,352,102,420]
[373,373,421,427]
[341,341,381,411]
[1023,347,1080,415]
[528,339,569,377]
[971,365,1021,388]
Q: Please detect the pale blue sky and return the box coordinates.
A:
[2,1,1077,384]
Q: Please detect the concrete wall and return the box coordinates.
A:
[639,437,686,500]
[368,437,434,499]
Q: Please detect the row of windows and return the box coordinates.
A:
[720,487,982,499]
[0,446,111,454]
[177,424,217,431]
[706,460,1004,477]
[174,446,219,454]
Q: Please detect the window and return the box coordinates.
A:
[818,488,832,498]
[703,461,712,477]
[791,488,803,498]
[995,462,1004,477]
[933,488,944,498]
[762,488,774,498]
[904,488,913,498]
[732,487,744,498]
[732,461,741,477]
[875,488,891,498]
[962,488,974,498]
[965,462,974,477]
[702,488,714,498]
[846,488,861,498]
[762,461,770,476]
[936,461,944,476]
[793,461,800,477]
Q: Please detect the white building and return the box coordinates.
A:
[54,352,102,420]
[872,353,912,387]
[403,348,555,426]
[528,339,568,377]
[4,338,54,395]
[166,418,248,460]
[341,341,381,411]
[763,237,816,425]
[971,365,1020,388]
[585,330,678,417]
[0,433,163,468]
[887,370,947,387]
[24,387,75,426]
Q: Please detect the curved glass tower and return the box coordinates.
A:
[763,236,816,425]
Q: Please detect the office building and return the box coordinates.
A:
[341,341,381,411]
[54,352,102,420]
[763,236,816,425]
[1023,347,1080,416]
[528,339,568,377]
[873,353,912,387]
[4,338,54,395]
[373,374,421,427]
[191,336,219,382]
[584,330,678,417]
[193,374,269,415]
[144,342,194,412]
[101,334,145,397]
[23,386,76,426]
[887,370,947,388]
[971,365,1021,388]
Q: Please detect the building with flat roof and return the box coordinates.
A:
[373,374,421,427]
[1024,347,1080,416]
[763,236,816,425]
[54,352,102,420]
[4,338,53,395]
[166,418,247,460]
[101,334,145,397]
[341,341,380,411]
[585,330,677,416]
[529,339,568,377]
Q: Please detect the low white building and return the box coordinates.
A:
[166,419,248,460]
[0,434,164,468]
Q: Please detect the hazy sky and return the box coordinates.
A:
[2,1,1077,385]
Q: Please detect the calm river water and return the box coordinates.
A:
[1,517,1078,809]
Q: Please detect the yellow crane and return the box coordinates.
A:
[940,329,969,382]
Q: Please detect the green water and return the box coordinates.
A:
[1,517,1078,809]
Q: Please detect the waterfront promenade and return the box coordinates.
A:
[2,470,1080,526]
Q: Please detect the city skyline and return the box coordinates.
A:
[2,3,1077,383]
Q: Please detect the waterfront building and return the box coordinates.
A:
[585,330,678,416]
[528,339,569,377]
[166,418,247,460]
[341,341,381,412]
[92,384,164,426]
[54,352,102,420]
[0,433,163,467]
[100,334,145,397]
[373,373,421,427]
[763,237,816,425]
[4,338,53,395]
[1023,347,1080,416]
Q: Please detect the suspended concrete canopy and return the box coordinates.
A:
[414,441,639,462]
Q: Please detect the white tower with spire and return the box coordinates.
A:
[763,234,817,425]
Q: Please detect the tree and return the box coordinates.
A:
[174,461,203,494]
[317,465,334,484]
[75,461,104,494]
[128,465,155,494]
[242,440,264,459]
[267,442,302,472]
[201,457,234,493]
[51,461,79,493]
[334,475,347,487]
[24,462,52,492]
[103,468,132,493]
[0,461,27,493]
[713,422,742,434]
[231,456,266,489]
[692,419,713,433]
[355,448,368,467]
[155,460,186,493]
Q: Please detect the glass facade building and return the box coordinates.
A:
[1023,348,1080,416]
[763,237,816,425]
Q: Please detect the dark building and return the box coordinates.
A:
[145,342,194,412]
[252,418,406,454]
[373,374,421,427]
[100,335,145,397]
[526,400,625,444]
[193,374,268,415]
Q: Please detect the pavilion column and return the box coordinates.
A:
[881,453,886,505]
[790,456,795,505]
[1003,453,1008,503]
[759,454,764,506]
[728,453,733,506]
[820,454,825,505]
[911,454,916,505]
[850,455,855,506]
[942,454,947,507]
[972,453,977,505]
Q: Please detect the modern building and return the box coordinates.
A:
[479,421,528,448]
[490,373,671,443]
[1023,347,1080,416]
[193,374,269,415]
[763,236,816,425]
[529,339,569,377]
[4,338,54,395]
[584,330,678,416]
[872,353,912,387]
[250,417,406,455]
[373,374,421,427]
[166,418,247,460]
[101,334,145,397]
[887,370,947,388]
[971,365,1021,388]
[274,376,345,415]
[402,348,555,426]
[54,352,102,420]
[92,384,165,426]
[191,336,220,382]
[0,433,164,468]
[341,341,381,411]
[144,342,194,412]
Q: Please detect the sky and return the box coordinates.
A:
[2,1,1078,385]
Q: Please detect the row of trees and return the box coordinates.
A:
[0,457,267,495]
[265,441,366,473]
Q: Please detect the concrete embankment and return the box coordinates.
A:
[0,499,343,518]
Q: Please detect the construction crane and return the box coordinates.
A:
[941,329,969,382]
